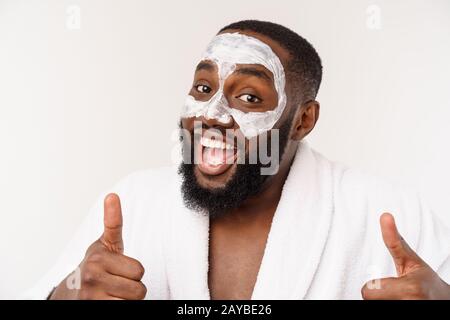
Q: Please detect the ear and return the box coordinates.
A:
[291,100,320,140]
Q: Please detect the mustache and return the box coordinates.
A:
[178,120,246,143]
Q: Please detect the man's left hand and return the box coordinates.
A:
[361,212,450,299]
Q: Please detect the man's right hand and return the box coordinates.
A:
[49,193,147,300]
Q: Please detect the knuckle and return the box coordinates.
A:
[133,261,145,279]
[81,265,101,284]
[86,240,103,254]
[81,269,95,284]
[389,242,402,251]
[407,281,426,299]
[136,283,147,299]
[361,283,369,299]
[86,252,104,264]
[404,278,424,299]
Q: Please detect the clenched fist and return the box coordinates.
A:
[49,193,147,300]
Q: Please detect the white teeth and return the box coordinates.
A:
[200,136,234,150]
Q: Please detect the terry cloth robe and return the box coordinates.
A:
[24,141,450,299]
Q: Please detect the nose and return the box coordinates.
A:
[201,92,234,129]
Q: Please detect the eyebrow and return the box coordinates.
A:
[234,67,272,83]
[195,61,215,72]
[195,62,273,84]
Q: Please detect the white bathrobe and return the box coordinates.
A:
[26,141,450,299]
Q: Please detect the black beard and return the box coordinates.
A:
[178,117,293,218]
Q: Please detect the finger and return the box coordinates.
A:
[107,296,125,300]
[93,294,126,300]
[98,249,145,281]
[101,274,147,300]
[361,277,403,300]
[101,193,124,254]
[79,290,125,300]
[380,212,423,275]
[78,276,128,300]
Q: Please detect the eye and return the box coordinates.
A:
[194,84,212,94]
[236,94,261,103]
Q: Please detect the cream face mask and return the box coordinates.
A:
[181,32,287,139]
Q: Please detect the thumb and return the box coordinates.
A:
[101,193,124,254]
[380,212,423,276]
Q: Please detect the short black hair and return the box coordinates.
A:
[219,20,322,104]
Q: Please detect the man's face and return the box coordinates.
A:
[179,30,294,216]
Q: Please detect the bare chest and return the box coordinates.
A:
[208,224,269,300]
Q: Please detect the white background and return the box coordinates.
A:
[0,0,449,298]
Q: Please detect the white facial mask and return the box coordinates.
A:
[181,32,287,138]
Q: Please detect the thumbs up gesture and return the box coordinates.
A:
[50,194,147,300]
[361,213,450,300]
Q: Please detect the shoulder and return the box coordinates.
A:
[321,151,449,258]
[308,146,422,240]
[327,158,422,221]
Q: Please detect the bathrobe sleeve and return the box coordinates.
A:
[415,200,450,283]
[331,165,450,299]
[391,186,450,283]
[21,194,105,299]
[22,168,173,300]
[371,179,450,284]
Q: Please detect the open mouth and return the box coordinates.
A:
[196,135,238,176]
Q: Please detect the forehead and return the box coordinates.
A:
[216,29,290,71]
[195,31,289,83]
[195,60,274,84]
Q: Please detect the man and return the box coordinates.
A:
[29,20,449,300]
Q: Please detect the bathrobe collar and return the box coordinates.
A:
[165,141,334,299]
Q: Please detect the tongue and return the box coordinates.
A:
[203,147,227,166]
